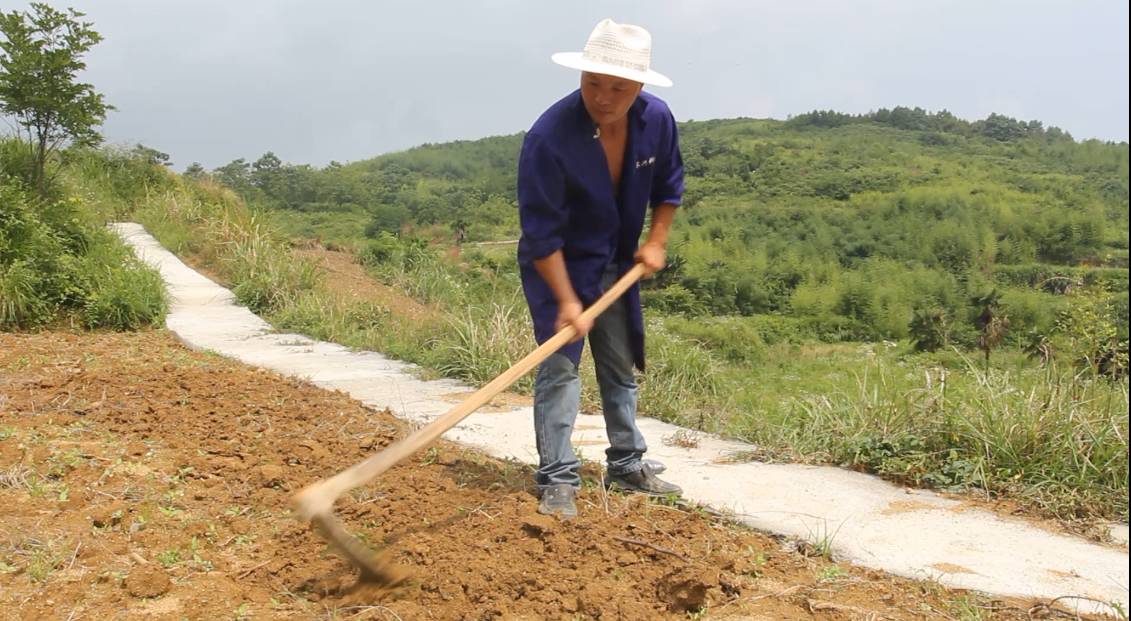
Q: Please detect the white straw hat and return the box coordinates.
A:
[552,18,672,87]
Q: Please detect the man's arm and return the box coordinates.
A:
[634,202,677,276]
[533,250,592,342]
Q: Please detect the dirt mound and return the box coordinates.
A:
[0,331,1105,619]
[294,242,440,322]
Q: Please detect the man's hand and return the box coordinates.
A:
[533,250,592,342]
[634,241,667,277]
[556,298,593,343]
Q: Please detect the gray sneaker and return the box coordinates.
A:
[538,484,578,519]
[604,467,682,497]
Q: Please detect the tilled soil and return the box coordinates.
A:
[0,331,1102,620]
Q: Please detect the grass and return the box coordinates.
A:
[25,538,69,582]
[802,519,846,561]
[663,429,702,449]
[816,565,847,582]
[155,548,181,568]
[436,297,538,387]
[131,182,320,315]
[745,347,1129,521]
[945,595,992,621]
[0,534,72,583]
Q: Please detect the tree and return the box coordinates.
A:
[131,143,171,167]
[212,158,252,193]
[183,162,207,180]
[0,3,111,195]
[251,151,282,192]
[974,113,1027,142]
[365,204,410,237]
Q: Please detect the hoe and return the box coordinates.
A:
[291,264,646,585]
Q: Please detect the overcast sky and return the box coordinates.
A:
[6,0,1127,169]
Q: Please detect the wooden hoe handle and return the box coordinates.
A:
[292,263,646,521]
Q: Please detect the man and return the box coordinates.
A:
[517,18,684,519]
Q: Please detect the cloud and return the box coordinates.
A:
[54,0,1129,169]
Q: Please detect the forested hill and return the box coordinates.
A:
[205,107,1129,345]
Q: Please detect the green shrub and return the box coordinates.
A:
[62,146,178,219]
[909,307,949,352]
[663,316,767,364]
[81,260,166,329]
[642,284,706,316]
[77,230,167,329]
[0,140,35,186]
[0,162,165,329]
[358,232,401,267]
[999,288,1064,336]
[0,259,48,327]
[1053,286,1129,378]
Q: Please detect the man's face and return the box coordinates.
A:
[579,71,643,126]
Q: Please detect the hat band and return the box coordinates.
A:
[582,50,649,74]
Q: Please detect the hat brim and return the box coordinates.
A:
[551,52,673,87]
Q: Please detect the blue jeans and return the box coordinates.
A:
[533,270,648,490]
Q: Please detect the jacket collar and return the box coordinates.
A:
[571,89,651,135]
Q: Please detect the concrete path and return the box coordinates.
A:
[113,223,1129,616]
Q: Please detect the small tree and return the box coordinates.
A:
[0,3,111,195]
[1023,329,1055,367]
[1055,287,1128,379]
[909,307,949,353]
[972,289,1009,364]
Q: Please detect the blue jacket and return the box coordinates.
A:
[517,89,684,370]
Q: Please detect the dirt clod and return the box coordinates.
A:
[89,502,125,528]
[657,566,719,612]
[257,463,287,488]
[125,565,171,598]
[519,512,557,537]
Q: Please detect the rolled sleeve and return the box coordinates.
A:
[650,111,685,208]
[517,133,567,262]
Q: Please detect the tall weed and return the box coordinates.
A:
[782,352,1129,519]
[436,298,536,388]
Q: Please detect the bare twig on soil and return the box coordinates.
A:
[65,541,82,571]
[611,535,689,562]
[807,598,894,619]
[747,584,805,602]
[339,605,405,621]
[0,465,33,490]
[1029,594,1123,619]
[234,559,273,579]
